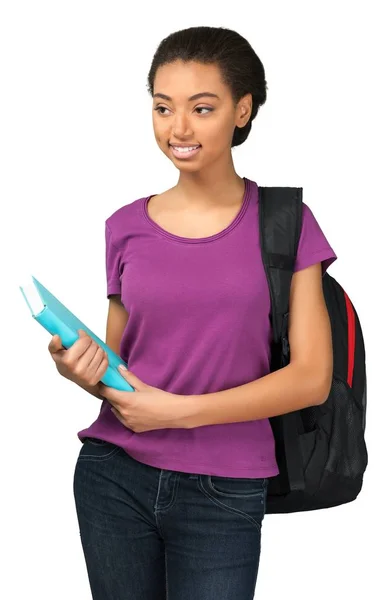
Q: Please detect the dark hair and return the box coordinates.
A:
[147,26,268,148]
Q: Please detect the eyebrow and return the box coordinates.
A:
[153,92,220,102]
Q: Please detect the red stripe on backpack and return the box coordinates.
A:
[344,291,355,387]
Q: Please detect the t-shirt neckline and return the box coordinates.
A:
[142,177,252,244]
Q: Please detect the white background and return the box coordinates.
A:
[1,1,390,598]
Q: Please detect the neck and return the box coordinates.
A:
[174,155,245,208]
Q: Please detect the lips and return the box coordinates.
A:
[169,144,202,159]
[169,144,201,149]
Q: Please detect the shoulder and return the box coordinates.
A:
[105,195,147,229]
[295,200,337,274]
[300,201,315,221]
[298,200,328,239]
[104,194,151,250]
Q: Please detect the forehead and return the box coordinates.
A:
[153,60,228,98]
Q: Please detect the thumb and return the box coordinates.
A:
[48,334,64,354]
[118,365,146,391]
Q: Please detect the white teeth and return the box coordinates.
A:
[172,146,199,153]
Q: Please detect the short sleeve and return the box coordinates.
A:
[105,222,122,298]
[294,203,337,276]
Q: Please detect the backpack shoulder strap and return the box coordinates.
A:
[258,186,303,367]
[258,186,305,493]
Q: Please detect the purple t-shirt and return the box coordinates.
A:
[77,177,337,477]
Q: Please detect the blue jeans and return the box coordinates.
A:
[73,437,269,600]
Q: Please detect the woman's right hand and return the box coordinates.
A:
[48,329,109,387]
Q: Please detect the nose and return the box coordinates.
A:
[172,111,193,139]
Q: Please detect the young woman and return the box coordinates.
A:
[50,26,336,600]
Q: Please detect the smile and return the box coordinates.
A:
[169,145,201,159]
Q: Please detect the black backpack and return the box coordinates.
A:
[258,187,368,514]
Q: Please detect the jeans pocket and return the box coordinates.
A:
[84,437,113,446]
[78,438,122,461]
[198,475,268,534]
[205,475,268,498]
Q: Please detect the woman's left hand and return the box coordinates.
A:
[97,366,190,433]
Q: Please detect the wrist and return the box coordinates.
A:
[176,394,200,429]
[77,379,105,401]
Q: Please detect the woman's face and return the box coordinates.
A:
[152,60,251,173]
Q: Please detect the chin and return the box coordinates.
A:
[173,161,203,173]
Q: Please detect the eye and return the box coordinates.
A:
[153,106,214,116]
[154,106,170,115]
[195,107,213,115]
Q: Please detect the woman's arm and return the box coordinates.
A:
[184,262,333,428]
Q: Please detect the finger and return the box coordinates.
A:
[91,348,108,376]
[83,344,107,375]
[99,384,115,402]
[97,384,124,409]
[66,330,95,363]
[98,382,107,394]
[72,341,96,368]
[117,367,145,392]
[97,383,111,400]
[48,336,67,365]
[94,356,109,384]
[48,334,64,354]
[72,344,108,386]
[110,406,127,427]
[49,330,90,355]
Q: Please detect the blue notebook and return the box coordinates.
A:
[19,275,134,392]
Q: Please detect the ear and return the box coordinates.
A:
[235,93,252,128]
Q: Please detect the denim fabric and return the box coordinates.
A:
[73,437,269,599]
